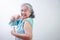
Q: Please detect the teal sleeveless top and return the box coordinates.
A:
[9,18,33,40]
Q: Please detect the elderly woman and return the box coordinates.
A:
[9,3,35,40]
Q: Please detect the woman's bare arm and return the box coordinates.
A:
[11,21,32,40]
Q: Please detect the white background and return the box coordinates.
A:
[0,0,60,40]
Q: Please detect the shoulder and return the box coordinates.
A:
[24,18,33,27]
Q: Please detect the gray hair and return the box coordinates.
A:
[21,3,33,13]
[21,3,35,18]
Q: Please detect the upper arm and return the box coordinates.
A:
[24,21,32,39]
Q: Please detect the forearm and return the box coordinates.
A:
[13,33,31,40]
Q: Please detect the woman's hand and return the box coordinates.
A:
[10,16,15,22]
[15,14,20,19]
[11,27,16,36]
[10,14,20,22]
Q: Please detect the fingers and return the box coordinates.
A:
[15,14,20,19]
[11,14,20,20]
[11,30,15,35]
[10,16,15,22]
[11,27,16,35]
[10,14,20,22]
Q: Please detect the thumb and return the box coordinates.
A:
[13,27,15,31]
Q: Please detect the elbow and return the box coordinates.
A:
[25,34,32,40]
